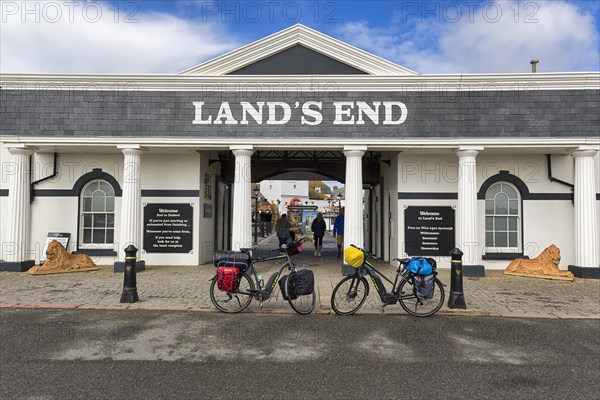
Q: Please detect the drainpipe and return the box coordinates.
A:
[546,154,574,204]
[30,153,58,203]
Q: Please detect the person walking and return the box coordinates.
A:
[311,212,327,256]
[333,207,345,258]
[276,214,292,249]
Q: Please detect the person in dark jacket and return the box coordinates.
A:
[333,208,344,258]
[311,212,327,257]
[276,214,292,248]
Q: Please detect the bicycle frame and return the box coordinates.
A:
[359,259,411,301]
[239,250,296,299]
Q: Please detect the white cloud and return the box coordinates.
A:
[0,0,239,73]
[334,1,600,73]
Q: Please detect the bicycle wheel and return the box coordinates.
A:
[398,276,445,317]
[210,272,254,313]
[331,276,369,316]
[285,271,316,315]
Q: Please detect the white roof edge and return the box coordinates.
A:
[1,71,599,78]
[1,71,598,91]
[2,136,599,150]
[178,24,418,76]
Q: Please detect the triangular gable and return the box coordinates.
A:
[228,44,368,75]
[179,24,417,76]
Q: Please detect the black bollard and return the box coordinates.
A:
[120,245,139,303]
[447,247,466,309]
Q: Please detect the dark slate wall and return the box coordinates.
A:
[0,89,598,138]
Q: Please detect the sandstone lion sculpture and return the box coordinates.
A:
[28,240,98,275]
[504,244,574,281]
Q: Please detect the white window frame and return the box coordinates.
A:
[484,181,521,254]
[79,179,115,249]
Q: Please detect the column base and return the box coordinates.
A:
[113,261,145,273]
[462,265,485,277]
[0,260,35,272]
[568,265,600,279]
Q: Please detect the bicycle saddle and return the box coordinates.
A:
[394,257,410,264]
[240,248,252,253]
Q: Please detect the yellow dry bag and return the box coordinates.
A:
[344,247,364,268]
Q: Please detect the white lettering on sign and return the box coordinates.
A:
[266,102,291,125]
[301,101,323,126]
[240,101,264,125]
[191,101,408,126]
[333,101,355,125]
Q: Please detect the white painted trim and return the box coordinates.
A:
[1,72,598,91]
[178,24,417,76]
[2,136,599,151]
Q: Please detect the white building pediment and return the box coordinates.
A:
[178,24,418,76]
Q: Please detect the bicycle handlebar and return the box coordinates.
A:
[349,244,379,261]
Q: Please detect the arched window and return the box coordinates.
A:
[485,182,520,251]
[80,179,115,247]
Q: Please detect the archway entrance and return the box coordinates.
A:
[213,148,388,260]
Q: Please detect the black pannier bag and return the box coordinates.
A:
[279,270,314,300]
[293,269,314,296]
[278,274,297,300]
[213,251,252,272]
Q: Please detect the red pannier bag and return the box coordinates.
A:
[217,266,241,292]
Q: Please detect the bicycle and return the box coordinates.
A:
[331,245,445,317]
[209,239,316,315]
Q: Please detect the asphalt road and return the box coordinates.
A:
[1,309,599,400]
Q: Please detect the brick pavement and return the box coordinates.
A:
[1,233,598,318]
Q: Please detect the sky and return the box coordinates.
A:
[1,0,599,74]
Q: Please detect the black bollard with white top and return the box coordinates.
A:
[447,247,466,309]
[120,245,139,303]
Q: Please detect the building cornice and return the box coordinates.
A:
[2,136,598,152]
[1,72,598,91]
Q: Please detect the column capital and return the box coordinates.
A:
[571,148,598,158]
[117,145,145,156]
[456,147,482,158]
[7,146,34,156]
[343,145,367,158]
[231,145,254,157]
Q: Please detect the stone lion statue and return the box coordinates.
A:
[29,240,97,274]
[504,244,574,280]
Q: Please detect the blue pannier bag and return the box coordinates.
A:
[405,257,435,275]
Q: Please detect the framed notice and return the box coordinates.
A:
[404,206,455,256]
[143,203,193,253]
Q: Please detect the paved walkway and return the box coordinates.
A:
[1,233,599,318]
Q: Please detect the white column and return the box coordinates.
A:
[118,147,143,259]
[344,146,367,249]
[456,148,481,266]
[4,147,34,262]
[573,149,599,268]
[231,146,253,251]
